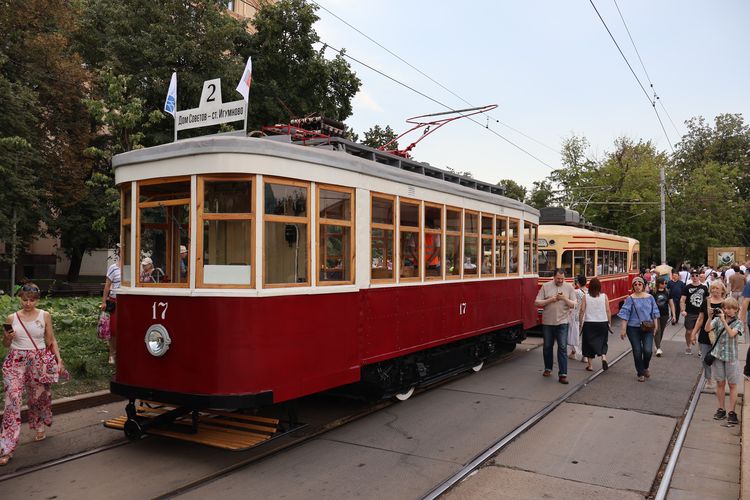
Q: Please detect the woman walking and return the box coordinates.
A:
[568,275,587,360]
[579,277,611,371]
[691,281,728,390]
[618,277,660,382]
[651,278,675,357]
[0,283,64,466]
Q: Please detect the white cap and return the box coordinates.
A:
[141,257,153,267]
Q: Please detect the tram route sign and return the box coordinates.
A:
[175,78,246,132]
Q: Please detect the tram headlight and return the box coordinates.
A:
[144,324,171,357]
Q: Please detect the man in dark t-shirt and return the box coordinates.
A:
[668,272,685,321]
[680,271,708,355]
[652,278,674,357]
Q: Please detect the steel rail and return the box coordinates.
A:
[422,348,633,500]
[653,375,705,499]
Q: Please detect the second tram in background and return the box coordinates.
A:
[536,207,639,314]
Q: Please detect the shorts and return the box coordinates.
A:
[684,313,699,331]
[712,359,741,385]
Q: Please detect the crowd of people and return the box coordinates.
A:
[536,261,750,426]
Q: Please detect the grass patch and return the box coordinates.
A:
[0,295,114,398]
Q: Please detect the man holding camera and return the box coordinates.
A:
[535,268,577,384]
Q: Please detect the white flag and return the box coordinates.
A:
[164,72,177,118]
[236,57,252,102]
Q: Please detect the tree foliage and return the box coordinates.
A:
[361,125,399,149]
[497,179,527,202]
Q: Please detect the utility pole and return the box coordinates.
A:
[659,164,666,263]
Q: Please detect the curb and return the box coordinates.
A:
[1,389,124,423]
[742,378,749,500]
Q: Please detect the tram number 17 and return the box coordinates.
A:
[152,302,168,320]
[458,302,467,315]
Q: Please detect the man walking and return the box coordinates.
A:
[680,270,708,355]
[535,268,577,384]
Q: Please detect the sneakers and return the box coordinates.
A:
[727,411,739,425]
[713,408,727,420]
[568,351,577,360]
[558,376,569,384]
[542,369,552,377]
[656,348,663,357]
[685,348,692,355]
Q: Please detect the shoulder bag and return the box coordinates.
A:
[16,313,68,383]
[631,297,656,332]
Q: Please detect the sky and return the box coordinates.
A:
[311,0,750,190]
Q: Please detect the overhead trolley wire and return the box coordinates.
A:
[588,0,675,153]
[612,0,682,138]
[320,42,557,170]
[309,0,560,155]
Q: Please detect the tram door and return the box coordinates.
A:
[138,179,190,285]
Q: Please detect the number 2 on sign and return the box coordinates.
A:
[459,302,467,315]
[152,302,168,320]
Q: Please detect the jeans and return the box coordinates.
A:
[543,324,568,376]
[626,325,653,376]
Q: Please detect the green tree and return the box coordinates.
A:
[362,125,399,149]
[246,0,361,129]
[497,179,527,202]
[526,180,555,210]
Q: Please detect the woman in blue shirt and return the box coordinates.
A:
[618,276,661,382]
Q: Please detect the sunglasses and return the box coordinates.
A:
[21,284,40,293]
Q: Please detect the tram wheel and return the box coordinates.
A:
[123,418,143,441]
[471,361,484,372]
[394,386,415,401]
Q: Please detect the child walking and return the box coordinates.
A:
[704,297,743,425]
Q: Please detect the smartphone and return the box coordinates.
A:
[3,323,12,333]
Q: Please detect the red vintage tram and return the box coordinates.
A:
[110,125,540,438]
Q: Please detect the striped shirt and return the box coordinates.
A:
[710,317,744,362]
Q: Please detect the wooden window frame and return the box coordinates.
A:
[508,217,520,276]
[317,184,355,286]
[197,175,255,289]
[445,206,462,280]
[120,185,132,286]
[262,177,311,288]
[480,214,494,278]
[136,176,191,288]
[398,197,422,282]
[495,216,508,276]
[463,209,480,278]
[424,202,444,280]
[370,193,396,284]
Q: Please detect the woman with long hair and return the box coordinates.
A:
[579,277,611,371]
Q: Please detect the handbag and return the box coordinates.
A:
[16,313,69,383]
[631,297,656,332]
[97,311,111,340]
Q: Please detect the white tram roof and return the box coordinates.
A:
[539,224,630,241]
[113,134,538,217]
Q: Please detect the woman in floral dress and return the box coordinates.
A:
[1,283,64,466]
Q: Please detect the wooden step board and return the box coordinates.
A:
[104,402,280,451]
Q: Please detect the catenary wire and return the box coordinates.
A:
[588,0,675,152]
[612,0,682,138]
[319,42,557,170]
[309,0,561,155]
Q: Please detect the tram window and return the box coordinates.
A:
[508,219,519,274]
[202,220,251,284]
[371,195,395,281]
[399,200,421,280]
[318,187,353,284]
[445,207,461,278]
[496,217,508,274]
[614,251,623,273]
[464,211,479,276]
[137,178,190,286]
[264,180,309,286]
[481,215,493,277]
[573,251,586,277]
[424,204,443,279]
[631,251,639,271]
[523,222,537,274]
[561,250,573,277]
[585,250,595,277]
[538,250,557,277]
[121,186,132,285]
[199,178,254,287]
